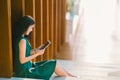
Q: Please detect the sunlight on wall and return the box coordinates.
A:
[81,0,117,63]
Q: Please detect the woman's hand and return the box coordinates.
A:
[30,48,45,56]
[30,49,36,55]
[36,49,45,55]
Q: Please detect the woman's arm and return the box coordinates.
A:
[19,39,45,64]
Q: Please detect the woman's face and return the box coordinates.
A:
[25,25,35,35]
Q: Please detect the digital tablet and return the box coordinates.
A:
[39,40,51,50]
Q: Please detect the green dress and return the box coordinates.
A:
[13,36,56,80]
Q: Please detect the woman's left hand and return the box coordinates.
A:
[36,49,45,55]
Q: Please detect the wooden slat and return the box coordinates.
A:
[0,0,12,77]
[53,0,58,58]
[11,0,24,26]
[48,0,54,59]
[53,0,56,58]
[35,0,43,61]
[42,0,49,60]
[47,0,50,59]
[61,0,66,44]
[40,0,44,60]
[57,0,62,51]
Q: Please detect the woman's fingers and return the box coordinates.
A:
[37,49,45,55]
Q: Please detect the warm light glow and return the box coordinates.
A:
[81,0,117,63]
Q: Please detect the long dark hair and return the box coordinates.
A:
[12,16,35,39]
[12,16,35,71]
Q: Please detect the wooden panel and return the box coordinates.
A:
[42,0,49,60]
[11,0,24,27]
[0,0,13,77]
[57,0,62,51]
[61,0,66,44]
[53,0,58,58]
[46,0,50,60]
[35,0,43,61]
[49,0,54,59]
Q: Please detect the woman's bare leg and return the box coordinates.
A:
[55,63,69,76]
[55,63,75,77]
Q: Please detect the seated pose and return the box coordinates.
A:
[12,15,74,80]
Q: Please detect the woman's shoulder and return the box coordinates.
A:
[14,36,26,45]
[19,38,26,49]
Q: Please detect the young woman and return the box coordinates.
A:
[12,16,75,80]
